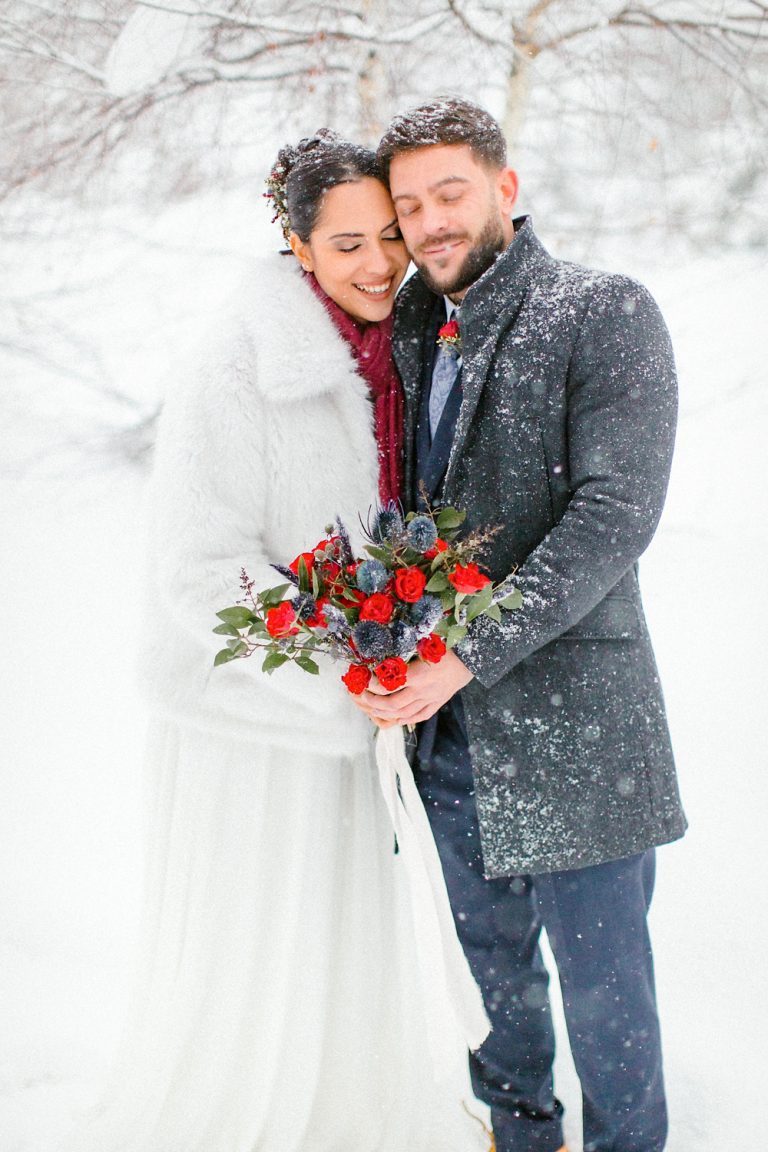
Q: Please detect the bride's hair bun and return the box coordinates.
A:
[265,129,380,246]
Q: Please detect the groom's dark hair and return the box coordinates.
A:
[377,96,507,178]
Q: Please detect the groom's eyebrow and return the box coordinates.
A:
[392,176,469,202]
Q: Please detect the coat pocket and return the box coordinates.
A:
[558,594,642,641]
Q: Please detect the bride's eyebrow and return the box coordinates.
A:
[327,218,399,240]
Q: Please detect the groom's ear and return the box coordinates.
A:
[289,232,313,272]
[496,167,519,217]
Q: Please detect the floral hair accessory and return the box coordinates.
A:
[437,317,461,355]
[264,153,294,244]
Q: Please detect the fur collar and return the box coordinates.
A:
[235,253,360,405]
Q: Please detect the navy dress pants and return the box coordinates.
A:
[415,713,668,1152]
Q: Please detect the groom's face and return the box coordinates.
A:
[388,144,518,300]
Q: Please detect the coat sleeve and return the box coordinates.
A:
[143,326,359,730]
[456,275,678,689]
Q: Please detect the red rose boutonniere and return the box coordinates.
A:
[437,318,461,356]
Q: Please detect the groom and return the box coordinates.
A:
[354,98,687,1152]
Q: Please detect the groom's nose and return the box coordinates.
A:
[418,200,452,239]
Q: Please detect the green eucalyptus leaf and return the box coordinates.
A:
[466,583,495,621]
[295,654,320,675]
[364,544,391,563]
[426,571,449,592]
[485,603,503,623]
[261,583,292,607]
[499,589,523,611]
[226,637,249,652]
[216,606,253,628]
[214,648,235,666]
[262,651,290,675]
[446,624,468,647]
[436,507,466,532]
[213,622,241,636]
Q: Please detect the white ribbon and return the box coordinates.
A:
[375,725,491,1071]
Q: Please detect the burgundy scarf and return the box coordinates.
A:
[307,272,404,507]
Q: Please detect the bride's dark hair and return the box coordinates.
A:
[265,129,382,244]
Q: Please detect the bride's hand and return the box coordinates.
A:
[351,651,474,727]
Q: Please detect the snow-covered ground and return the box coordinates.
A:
[0,213,765,1149]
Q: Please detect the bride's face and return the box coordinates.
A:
[290,177,409,324]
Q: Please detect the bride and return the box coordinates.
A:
[60,131,489,1152]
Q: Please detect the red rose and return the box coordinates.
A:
[359,592,395,623]
[394,566,427,603]
[417,633,447,664]
[424,538,449,561]
[447,562,492,594]
[341,663,372,695]
[339,587,366,608]
[265,601,300,638]
[321,560,341,583]
[289,550,316,576]
[375,657,408,692]
[439,319,460,340]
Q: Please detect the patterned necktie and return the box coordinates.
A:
[429,308,461,439]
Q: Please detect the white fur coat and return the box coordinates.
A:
[141,254,380,755]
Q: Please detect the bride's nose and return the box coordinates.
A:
[364,240,398,276]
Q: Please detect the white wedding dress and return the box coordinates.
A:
[59,721,488,1152]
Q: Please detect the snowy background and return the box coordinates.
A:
[1,2,767,1149]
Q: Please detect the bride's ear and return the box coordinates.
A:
[289,232,313,272]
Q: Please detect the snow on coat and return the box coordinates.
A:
[394,218,687,877]
[140,254,379,756]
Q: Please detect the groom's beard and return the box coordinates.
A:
[412,210,506,298]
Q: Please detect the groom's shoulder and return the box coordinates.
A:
[523,246,665,337]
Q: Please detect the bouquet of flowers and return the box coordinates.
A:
[212,502,521,695]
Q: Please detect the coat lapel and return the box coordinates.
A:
[393,280,440,507]
[442,220,541,497]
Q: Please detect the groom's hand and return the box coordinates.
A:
[352,650,474,728]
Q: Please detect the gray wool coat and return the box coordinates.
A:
[393,217,687,877]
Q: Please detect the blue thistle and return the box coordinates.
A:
[406,515,438,553]
[372,501,405,544]
[291,592,318,622]
[391,620,417,658]
[352,621,394,661]
[356,559,389,594]
[325,605,351,637]
[409,594,444,637]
